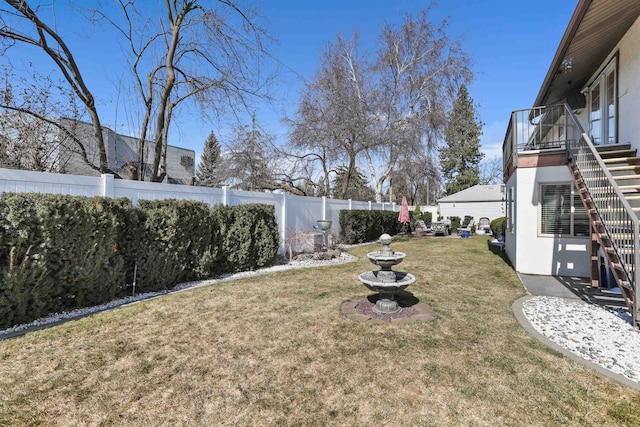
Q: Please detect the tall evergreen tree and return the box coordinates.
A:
[196,131,222,187]
[439,85,484,195]
[331,166,375,201]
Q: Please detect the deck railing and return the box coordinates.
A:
[504,104,639,327]
[503,105,569,180]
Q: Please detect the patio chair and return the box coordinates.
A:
[418,220,431,232]
[457,219,475,234]
[477,217,491,235]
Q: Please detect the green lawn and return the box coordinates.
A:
[1,236,639,426]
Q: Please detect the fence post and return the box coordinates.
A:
[222,186,229,206]
[349,199,352,210]
[368,201,372,210]
[322,196,327,220]
[281,192,287,253]
[101,174,115,198]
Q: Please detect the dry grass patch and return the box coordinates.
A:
[1,237,639,426]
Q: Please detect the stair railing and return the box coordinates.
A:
[562,104,639,326]
[506,104,638,326]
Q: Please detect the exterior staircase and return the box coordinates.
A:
[569,143,639,328]
[506,103,639,327]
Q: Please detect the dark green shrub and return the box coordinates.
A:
[491,217,507,236]
[450,216,461,231]
[0,194,132,327]
[423,212,433,227]
[0,193,280,329]
[136,199,214,290]
[215,204,279,273]
[339,210,402,244]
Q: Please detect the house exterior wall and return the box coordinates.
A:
[437,200,505,223]
[507,15,640,279]
[58,120,195,184]
[616,15,640,148]
[506,160,590,277]
[573,16,640,146]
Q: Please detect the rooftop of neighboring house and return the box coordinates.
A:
[437,184,505,203]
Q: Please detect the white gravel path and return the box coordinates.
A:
[522,296,640,383]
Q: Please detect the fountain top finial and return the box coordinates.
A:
[379,233,392,245]
[378,233,393,256]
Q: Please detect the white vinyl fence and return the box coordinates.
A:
[0,168,397,252]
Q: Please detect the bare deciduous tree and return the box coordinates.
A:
[287,6,471,202]
[368,7,471,201]
[287,34,374,199]
[389,149,441,205]
[225,117,274,191]
[94,0,275,182]
[1,1,274,181]
[0,66,106,174]
[480,156,503,185]
[0,0,113,174]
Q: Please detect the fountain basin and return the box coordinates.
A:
[358,271,415,290]
[366,251,406,269]
[316,220,332,231]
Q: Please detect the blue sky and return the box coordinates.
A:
[2,0,579,162]
[253,0,578,161]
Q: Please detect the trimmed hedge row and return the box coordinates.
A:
[339,210,403,244]
[490,216,507,237]
[0,194,279,328]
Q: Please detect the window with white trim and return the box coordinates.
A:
[588,59,617,145]
[540,183,589,237]
[507,187,514,233]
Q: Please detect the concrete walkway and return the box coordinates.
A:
[518,273,627,310]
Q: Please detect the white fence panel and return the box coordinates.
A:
[286,194,323,231]
[350,200,370,211]
[325,199,350,231]
[113,177,225,206]
[0,168,103,197]
[0,168,399,252]
[228,188,280,207]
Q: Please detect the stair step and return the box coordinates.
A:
[606,246,635,255]
[602,156,640,164]
[590,194,640,202]
[595,219,636,226]
[587,185,640,193]
[599,149,637,159]
[612,174,640,181]
[602,233,636,241]
[591,207,640,213]
[612,262,635,273]
[607,165,640,173]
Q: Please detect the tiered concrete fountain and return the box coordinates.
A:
[342,233,436,323]
[358,233,416,313]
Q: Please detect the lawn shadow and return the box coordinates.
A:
[366,290,419,307]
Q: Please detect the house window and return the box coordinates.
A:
[588,59,616,145]
[540,183,589,237]
[507,187,514,233]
